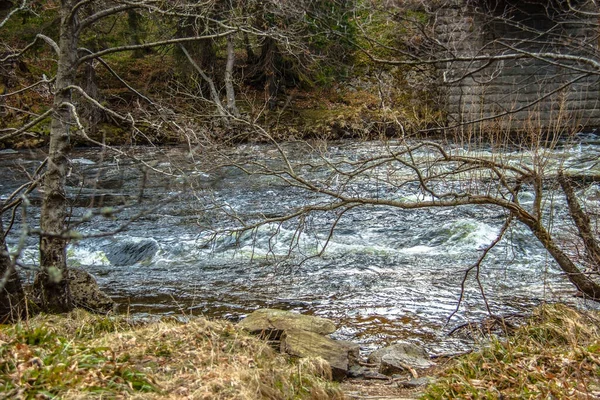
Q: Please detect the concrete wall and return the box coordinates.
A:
[436,0,600,132]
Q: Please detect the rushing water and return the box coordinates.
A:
[2,136,600,354]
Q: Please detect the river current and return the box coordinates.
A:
[2,136,600,354]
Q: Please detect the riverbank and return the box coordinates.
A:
[0,310,342,399]
[424,303,600,399]
[2,304,599,399]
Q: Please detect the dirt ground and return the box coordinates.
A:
[341,379,424,400]
[340,361,448,400]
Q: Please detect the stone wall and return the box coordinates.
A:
[436,0,600,132]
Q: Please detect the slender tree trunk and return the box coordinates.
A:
[558,171,600,270]
[175,16,215,84]
[243,32,255,64]
[78,3,101,136]
[81,58,101,135]
[225,34,240,118]
[127,10,149,59]
[522,216,600,300]
[258,37,279,109]
[34,0,78,313]
[180,44,226,117]
[0,219,25,322]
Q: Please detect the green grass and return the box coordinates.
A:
[422,304,600,399]
[0,310,341,399]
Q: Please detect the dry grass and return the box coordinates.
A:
[0,310,342,399]
[422,304,600,399]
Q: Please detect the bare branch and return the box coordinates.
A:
[179,44,226,117]
[36,34,61,57]
[78,30,237,65]
[0,36,41,63]
[0,108,54,142]
[0,0,26,28]
[448,214,514,322]
[76,3,139,32]
[0,77,55,98]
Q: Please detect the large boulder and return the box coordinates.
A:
[68,269,115,313]
[368,342,434,376]
[280,329,360,381]
[238,309,336,340]
[104,239,158,266]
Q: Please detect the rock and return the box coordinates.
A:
[367,342,434,376]
[93,169,125,190]
[348,365,368,378]
[347,366,389,380]
[396,377,434,388]
[104,239,158,266]
[363,370,390,380]
[280,329,360,381]
[238,309,336,340]
[336,339,361,366]
[68,269,115,313]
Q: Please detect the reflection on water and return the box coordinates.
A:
[2,137,600,354]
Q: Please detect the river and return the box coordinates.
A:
[2,135,600,355]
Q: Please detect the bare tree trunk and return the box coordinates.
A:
[81,58,102,136]
[33,1,78,313]
[127,9,149,59]
[520,214,600,300]
[180,44,226,117]
[0,219,25,322]
[243,32,255,64]
[259,37,279,110]
[225,34,240,118]
[558,171,600,271]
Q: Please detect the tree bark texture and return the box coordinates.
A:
[243,32,255,64]
[519,214,600,300]
[81,58,102,135]
[259,37,279,109]
[225,34,240,118]
[34,0,79,313]
[127,10,149,59]
[558,171,600,271]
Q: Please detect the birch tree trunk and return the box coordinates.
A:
[225,34,240,118]
[33,0,79,313]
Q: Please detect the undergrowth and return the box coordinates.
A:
[422,304,600,399]
[0,309,341,399]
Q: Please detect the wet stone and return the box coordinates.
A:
[68,269,115,313]
[348,365,368,378]
[104,239,159,266]
[280,329,360,381]
[238,308,337,340]
[363,370,390,380]
[368,342,434,376]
